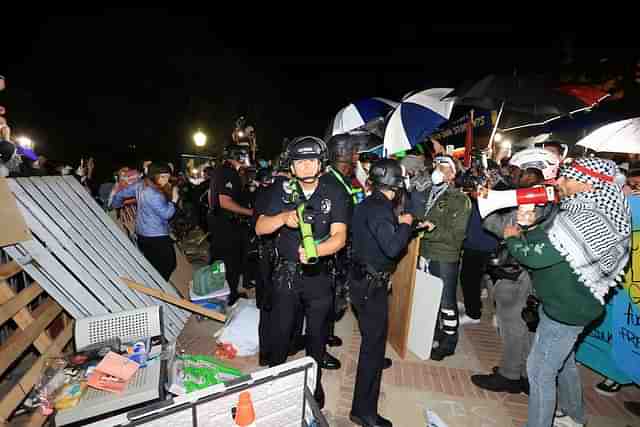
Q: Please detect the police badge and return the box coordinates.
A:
[321,199,332,214]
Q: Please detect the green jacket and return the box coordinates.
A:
[506,226,604,326]
[420,188,471,263]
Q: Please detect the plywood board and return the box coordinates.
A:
[0,178,30,247]
[388,237,420,359]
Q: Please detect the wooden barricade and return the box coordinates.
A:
[0,261,73,426]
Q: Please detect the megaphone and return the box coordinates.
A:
[478,186,557,218]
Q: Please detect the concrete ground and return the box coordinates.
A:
[177,305,639,427]
[177,231,639,426]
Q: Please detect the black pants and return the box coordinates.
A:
[459,248,492,320]
[350,276,388,417]
[208,215,246,298]
[269,268,332,403]
[256,251,274,361]
[137,235,176,281]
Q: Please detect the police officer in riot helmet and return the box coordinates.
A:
[348,159,417,427]
[209,144,254,306]
[255,136,349,409]
[319,133,360,369]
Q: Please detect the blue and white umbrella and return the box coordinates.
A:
[329,97,398,137]
[384,88,455,156]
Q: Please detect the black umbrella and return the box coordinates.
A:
[445,74,587,116]
[445,74,588,150]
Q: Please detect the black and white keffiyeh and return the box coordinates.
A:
[548,157,631,304]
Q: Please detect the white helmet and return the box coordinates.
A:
[509,148,560,181]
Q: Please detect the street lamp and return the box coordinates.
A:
[193,130,207,147]
[16,136,34,149]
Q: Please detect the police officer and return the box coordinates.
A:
[253,167,278,366]
[322,133,359,368]
[255,136,349,409]
[349,159,419,427]
[209,144,254,306]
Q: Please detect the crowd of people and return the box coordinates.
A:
[4,70,640,426]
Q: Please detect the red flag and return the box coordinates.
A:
[557,84,609,106]
[463,110,474,168]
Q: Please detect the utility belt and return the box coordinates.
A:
[209,209,248,227]
[257,238,277,264]
[272,257,329,290]
[350,261,391,289]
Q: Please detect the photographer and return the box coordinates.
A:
[470,166,547,395]
[505,158,630,427]
[458,164,499,326]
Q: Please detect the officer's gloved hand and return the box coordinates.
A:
[398,213,413,225]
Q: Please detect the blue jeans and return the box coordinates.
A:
[429,260,460,351]
[525,307,585,427]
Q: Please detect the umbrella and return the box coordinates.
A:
[328,97,398,137]
[383,88,454,156]
[446,74,587,116]
[445,74,588,149]
[576,117,640,154]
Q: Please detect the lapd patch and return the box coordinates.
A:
[283,179,294,194]
[321,199,331,214]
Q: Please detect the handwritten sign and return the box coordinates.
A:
[575,196,640,385]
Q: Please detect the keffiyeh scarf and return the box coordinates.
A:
[547,158,631,304]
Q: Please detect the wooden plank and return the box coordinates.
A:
[0,281,44,328]
[122,277,226,322]
[0,178,30,247]
[0,300,62,376]
[0,260,22,281]
[388,237,421,359]
[10,410,49,427]
[0,280,53,353]
[0,323,72,424]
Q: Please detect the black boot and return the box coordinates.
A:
[228,291,248,307]
[321,352,341,370]
[259,353,271,367]
[327,335,343,347]
[349,413,392,427]
[471,372,524,394]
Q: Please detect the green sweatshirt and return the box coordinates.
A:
[506,226,603,326]
[420,188,471,263]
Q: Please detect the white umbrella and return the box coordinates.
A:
[576,117,640,154]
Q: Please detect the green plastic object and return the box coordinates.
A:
[177,355,244,393]
[297,203,318,264]
[192,261,226,297]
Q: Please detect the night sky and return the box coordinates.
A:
[3,13,637,181]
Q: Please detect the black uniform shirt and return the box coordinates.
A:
[210,162,242,213]
[264,175,349,262]
[352,190,412,272]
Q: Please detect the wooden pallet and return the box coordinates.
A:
[0,261,73,426]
